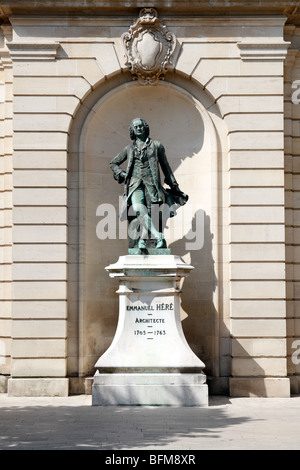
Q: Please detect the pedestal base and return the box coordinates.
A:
[92,372,208,406]
[92,255,208,406]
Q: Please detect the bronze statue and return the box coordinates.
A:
[110,118,188,249]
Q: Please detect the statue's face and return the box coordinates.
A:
[132,119,146,138]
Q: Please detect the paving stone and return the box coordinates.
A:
[0,394,300,450]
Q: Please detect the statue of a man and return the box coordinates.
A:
[110,118,188,249]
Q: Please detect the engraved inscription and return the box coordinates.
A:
[129,301,173,340]
[127,302,173,312]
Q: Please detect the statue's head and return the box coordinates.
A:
[129,118,150,140]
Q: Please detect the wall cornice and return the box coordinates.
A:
[0,1,299,25]
[6,42,60,60]
[237,41,291,61]
[8,14,289,27]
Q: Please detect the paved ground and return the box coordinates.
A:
[0,394,300,450]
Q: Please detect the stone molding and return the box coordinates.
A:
[237,41,291,61]
[6,42,60,60]
[1,1,300,21]
[0,48,12,67]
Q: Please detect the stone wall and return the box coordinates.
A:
[0,4,299,396]
[285,26,300,395]
[0,29,12,392]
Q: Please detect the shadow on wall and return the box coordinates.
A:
[169,209,267,396]
[169,209,217,376]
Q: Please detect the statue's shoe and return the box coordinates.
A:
[138,239,147,249]
[156,237,165,249]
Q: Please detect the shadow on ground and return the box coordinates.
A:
[0,397,254,450]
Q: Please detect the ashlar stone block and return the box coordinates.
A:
[230,243,285,261]
[231,318,286,337]
[230,206,285,224]
[230,225,285,243]
[12,281,67,300]
[8,376,68,393]
[13,207,67,224]
[230,378,290,397]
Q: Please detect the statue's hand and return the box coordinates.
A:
[114,170,126,184]
[168,183,188,201]
[170,182,181,193]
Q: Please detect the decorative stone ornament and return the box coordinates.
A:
[122,8,176,85]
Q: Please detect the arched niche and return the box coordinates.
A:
[67,73,228,380]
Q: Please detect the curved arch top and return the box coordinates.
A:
[68,70,226,159]
[79,79,220,164]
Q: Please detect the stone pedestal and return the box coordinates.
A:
[92,254,208,406]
